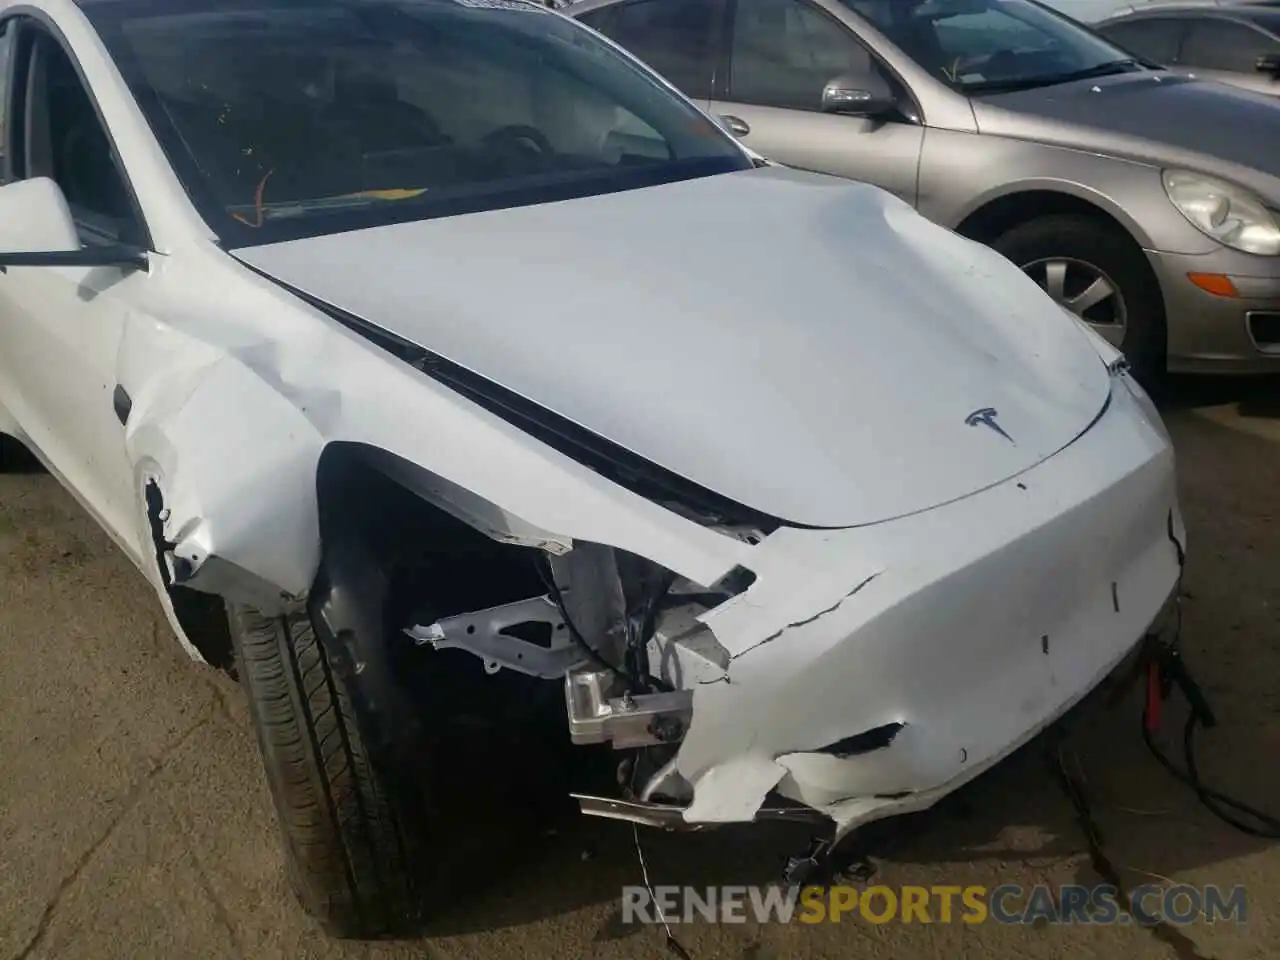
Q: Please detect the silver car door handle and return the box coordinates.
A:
[719,114,750,136]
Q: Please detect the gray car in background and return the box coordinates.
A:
[569,0,1280,375]
[1097,4,1280,94]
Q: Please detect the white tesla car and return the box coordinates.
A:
[0,0,1182,939]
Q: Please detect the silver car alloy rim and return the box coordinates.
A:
[1021,256,1128,347]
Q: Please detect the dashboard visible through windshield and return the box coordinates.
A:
[85,0,754,246]
[842,0,1147,93]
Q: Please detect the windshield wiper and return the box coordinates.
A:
[963,58,1143,94]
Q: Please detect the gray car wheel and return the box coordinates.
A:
[991,214,1165,376]
[1021,256,1128,344]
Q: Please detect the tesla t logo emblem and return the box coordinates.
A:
[965,407,1015,444]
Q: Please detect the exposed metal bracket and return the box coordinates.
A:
[566,667,693,748]
[405,594,589,678]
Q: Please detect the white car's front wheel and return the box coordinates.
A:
[227,600,427,938]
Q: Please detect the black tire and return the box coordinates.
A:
[227,601,425,939]
[991,214,1166,377]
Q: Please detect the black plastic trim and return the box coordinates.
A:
[112,383,131,425]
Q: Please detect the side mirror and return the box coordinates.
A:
[1256,53,1280,77]
[0,177,147,269]
[821,72,896,117]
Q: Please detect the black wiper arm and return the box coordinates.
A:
[963,58,1144,94]
[1061,58,1144,80]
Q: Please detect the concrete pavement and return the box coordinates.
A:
[1,376,1277,960]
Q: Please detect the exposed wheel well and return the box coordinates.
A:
[313,443,548,632]
[309,443,564,733]
[0,434,42,472]
[145,445,564,725]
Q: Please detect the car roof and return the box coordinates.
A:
[1101,1,1280,20]
[72,0,576,6]
[560,0,613,14]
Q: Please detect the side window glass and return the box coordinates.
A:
[25,33,140,242]
[0,21,13,180]
[729,0,883,112]
[1182,20,1279,73]
[1098,19,1185,64]
[579,0,720,99]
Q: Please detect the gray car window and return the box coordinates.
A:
[729,0,881,111]
[22,32,141,243]
[1181,19,1280,73]
[1097,18,1186,64]
[577,0,720,98]
[844,0,1139,92]
[0,21,11,179]
[1242,11,1280,34]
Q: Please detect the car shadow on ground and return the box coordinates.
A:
[413,690,1278,945]
[1152,373,1280,419]
[406,390,1280,945]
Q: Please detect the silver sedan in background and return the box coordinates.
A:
[569,0,1280,376]
[1097,3,1280,96]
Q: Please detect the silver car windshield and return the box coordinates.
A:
[843,0,1147,93]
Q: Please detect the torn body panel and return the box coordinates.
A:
[659,376,1181,837]
[112,246,754,645]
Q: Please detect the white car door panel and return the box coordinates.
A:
[0,262,146,555]
[0,22,148,560]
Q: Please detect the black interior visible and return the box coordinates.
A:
[25,32,139,241]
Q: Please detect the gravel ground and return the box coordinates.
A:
[0,375,1277,960]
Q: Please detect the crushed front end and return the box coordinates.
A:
[405,369,1183,843]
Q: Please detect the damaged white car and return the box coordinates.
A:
[0,0,1183,939]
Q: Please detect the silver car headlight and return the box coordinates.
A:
[1162,169,1280,255]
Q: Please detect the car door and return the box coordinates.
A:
[0,19,151,560]
[707,0,923,204]
[1178,17,1280,95]
[574,0,724,112]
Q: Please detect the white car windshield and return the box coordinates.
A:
[842,0,1147,93]
[87,0,753,246]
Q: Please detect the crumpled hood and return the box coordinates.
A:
[234,165,1111,529]
[974,72,1280,201]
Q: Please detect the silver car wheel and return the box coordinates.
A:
[1021,256,1128,347]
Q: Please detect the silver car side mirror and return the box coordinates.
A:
[821,73,895,117]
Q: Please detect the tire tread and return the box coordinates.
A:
[228,601,421,938]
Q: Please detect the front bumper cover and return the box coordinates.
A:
[574,373,1183,842]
